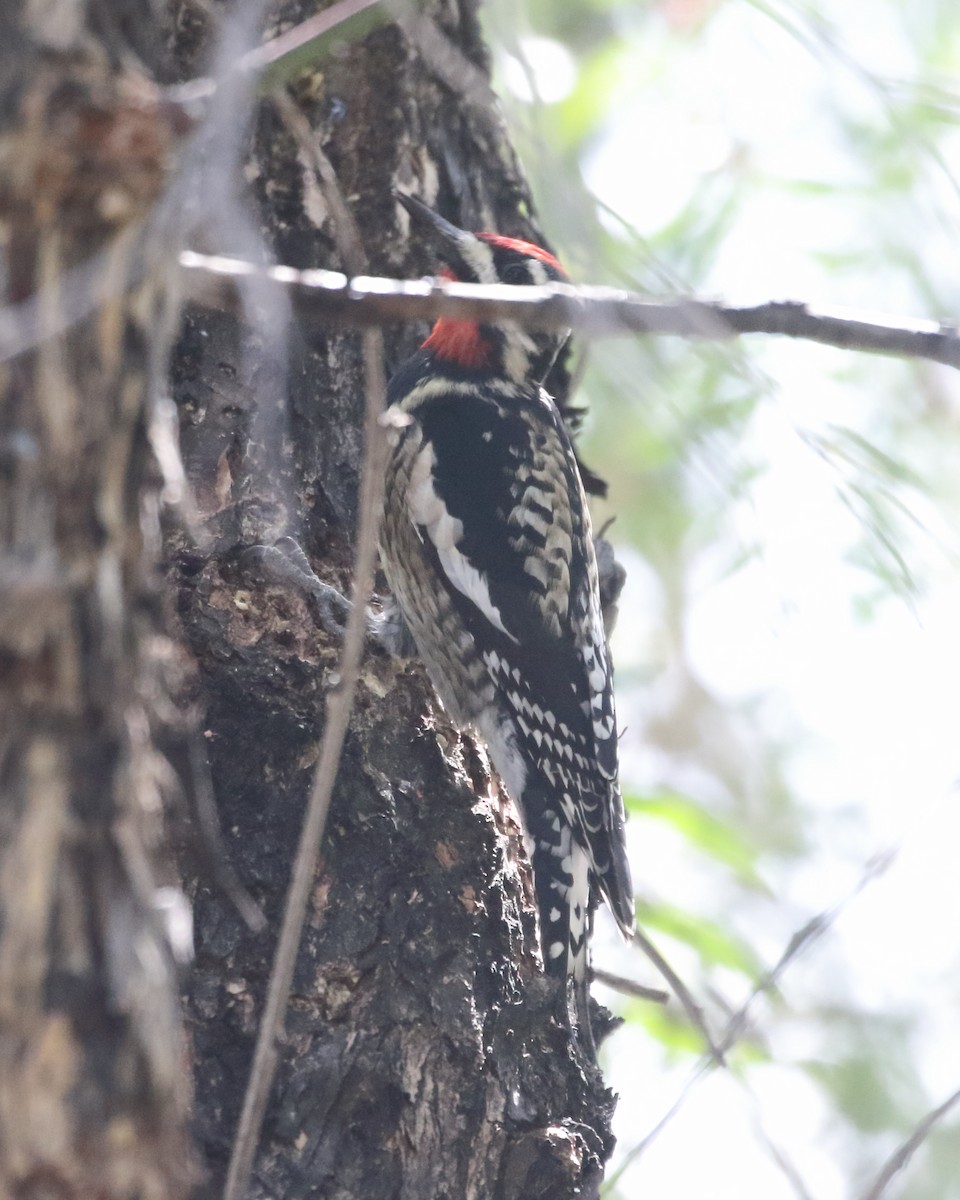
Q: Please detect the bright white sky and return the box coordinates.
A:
[501,3,960,1197]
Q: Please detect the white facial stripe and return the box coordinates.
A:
[459,236,497,283]
[527,259,549,285]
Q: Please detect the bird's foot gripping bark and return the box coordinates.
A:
[240,536,351,637]
[239,536,417,655]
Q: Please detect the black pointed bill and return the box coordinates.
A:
[395,192,471,245]
[394,192,491,282]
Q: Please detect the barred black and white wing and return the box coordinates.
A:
[390,377,634,979]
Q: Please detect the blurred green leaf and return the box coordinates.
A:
[637,900,764,978]
[627,790,768,889]
[553,41,629,150]
[630,998,711,1059]
[803,1053,914,1135]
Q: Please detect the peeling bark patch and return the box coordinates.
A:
[434,840,458,869]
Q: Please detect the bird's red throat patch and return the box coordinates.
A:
[423,318,493,369]
[422,265,494,369]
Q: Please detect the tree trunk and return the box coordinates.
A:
[0,4,194,1197]
[169,2,620,1196]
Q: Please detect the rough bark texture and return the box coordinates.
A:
[166,2,620,1197]
[164,2,621,1196]
[0,4,194,1197]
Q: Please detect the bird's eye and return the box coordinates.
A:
[501,263,530,285]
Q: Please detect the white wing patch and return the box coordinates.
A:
[436,545,517,642]
[407,441,518,643]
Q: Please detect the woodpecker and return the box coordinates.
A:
[380,193,634,1048]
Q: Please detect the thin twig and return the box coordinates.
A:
[609,1057,715,1181]
[186,735,266,934]
[167,0,389,107]
[222,121,389,1200]
[859,1084,960,1200]
[271,90,367,276]
[175,251,960,370]
[714,847,897,1061]
[630,927,727,1063]
[738,1074,817,1200]
[592,967,668,1005]
[608,847,900,1191]
[167,0,501,138]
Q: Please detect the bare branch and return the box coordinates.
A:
[177,251,960,369]
[6,240,957,371]
[859,1085,960,1200]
